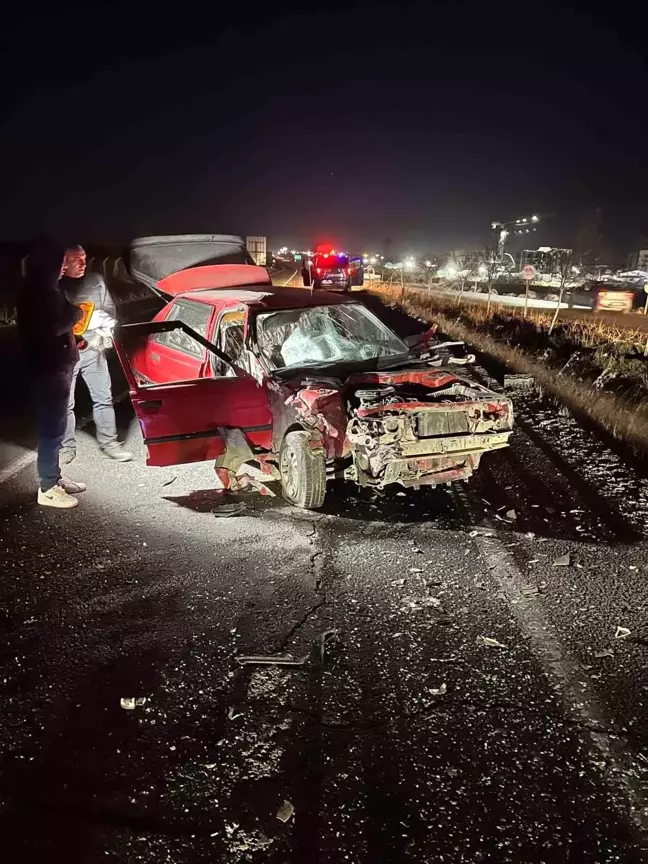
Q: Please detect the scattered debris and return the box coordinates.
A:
[212,501,246,518]
[236,654,309,666]
[409,567,424,574]
[412,547,423,554]
[225,823,239,837]
[120,697,147,710]
[520,585,540,597]
[504,373,534,391]
[525,532,536,539]
[391,578,406,587]
[446,766,459,778]
[553,552,571,567]
[317,629,339,663]
[505,509,517,522]
[161,476,177,487]
[594,648,614,658]
[228,706,243,720]
[476,635,507,649]
[276,800,295,823]
[615,626,631,640]
[428,683,447,696]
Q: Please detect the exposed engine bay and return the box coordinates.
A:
[282,356,514,490]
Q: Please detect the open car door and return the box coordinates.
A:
[114,321,272,467]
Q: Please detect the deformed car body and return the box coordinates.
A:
[115,253,513,509]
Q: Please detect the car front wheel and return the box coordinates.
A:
[280,431,326,509]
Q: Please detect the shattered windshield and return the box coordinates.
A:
[256,303,408,370]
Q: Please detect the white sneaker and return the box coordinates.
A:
[58,476,87,494]
[37,485,79,509]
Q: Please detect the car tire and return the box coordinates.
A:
[280,431,326,509]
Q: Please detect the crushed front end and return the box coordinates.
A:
[344,373,513,488]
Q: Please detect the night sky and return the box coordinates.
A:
[1,0,646,260]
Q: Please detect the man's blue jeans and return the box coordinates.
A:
[62,347,117,451]
[34,368,74,492]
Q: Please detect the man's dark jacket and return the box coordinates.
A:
[17,238,82,374]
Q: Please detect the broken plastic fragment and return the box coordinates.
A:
[409,567,424,574]
[276,800,295,823]
[429,683,447,696]
[505,509,517,521]
[594,648,614,658]
[614,626,631,640]
[476,635,507,648]
[553,552,571,567]
[120,697,146,710]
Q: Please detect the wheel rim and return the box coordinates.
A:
[281,445,300,500]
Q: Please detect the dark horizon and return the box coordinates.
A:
[1,0,646,260]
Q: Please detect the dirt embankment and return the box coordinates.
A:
[373,284,648,454]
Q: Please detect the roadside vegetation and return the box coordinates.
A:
[373,284,648,453]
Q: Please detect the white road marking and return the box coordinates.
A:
[281,268,299,287]
[452,488,648,835]
[0,392,128,487]
[0,450,36,484]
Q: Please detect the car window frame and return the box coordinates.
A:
[155,298,214,360]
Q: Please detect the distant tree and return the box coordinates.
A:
[548,212,604,334]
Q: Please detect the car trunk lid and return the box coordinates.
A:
[127,234,258,297]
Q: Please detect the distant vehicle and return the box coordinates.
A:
[116,245,513,509]
[564,281,636,313]
[302,247,364,291]
[246,236,267,267]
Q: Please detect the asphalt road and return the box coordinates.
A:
[2,294,648,863]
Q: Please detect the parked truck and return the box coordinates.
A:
[246,236,267,267]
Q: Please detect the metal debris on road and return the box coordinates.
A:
[212,501,246,518]
[553,552,571,567]
[520,585,540,597]
[318,628,340,663]
[236,654,309,666]
[594,648,614,658]
[276,799,295,823]
[615,626,631,640]
[476,635,507,648]
[120,697,147,710]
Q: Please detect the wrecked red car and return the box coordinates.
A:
[115,239,513,509]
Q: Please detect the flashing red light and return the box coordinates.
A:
[316,267,321,275]
[323,253,329,258]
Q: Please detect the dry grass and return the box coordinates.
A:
[373,284,648,454]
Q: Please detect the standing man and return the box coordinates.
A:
[60,245,132,464]
[17,237,87,508]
